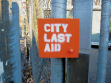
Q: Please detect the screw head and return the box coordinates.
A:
[69,49,73,53]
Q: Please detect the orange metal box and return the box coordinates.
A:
[38,19,80,58]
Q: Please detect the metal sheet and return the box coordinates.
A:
[67,0,93,83]
[73,0,93,50]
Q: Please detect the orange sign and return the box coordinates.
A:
[38,19,80,58]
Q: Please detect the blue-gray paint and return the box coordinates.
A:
[96,0,111,83]
[11,2,22,82]
[73,0,93,50]
[51,0,66,83]
[67,0,93,83]
[4,1,22,83]
[51,0,66,18]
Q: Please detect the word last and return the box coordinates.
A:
[44,43,61,52]
[44,33,72,43]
